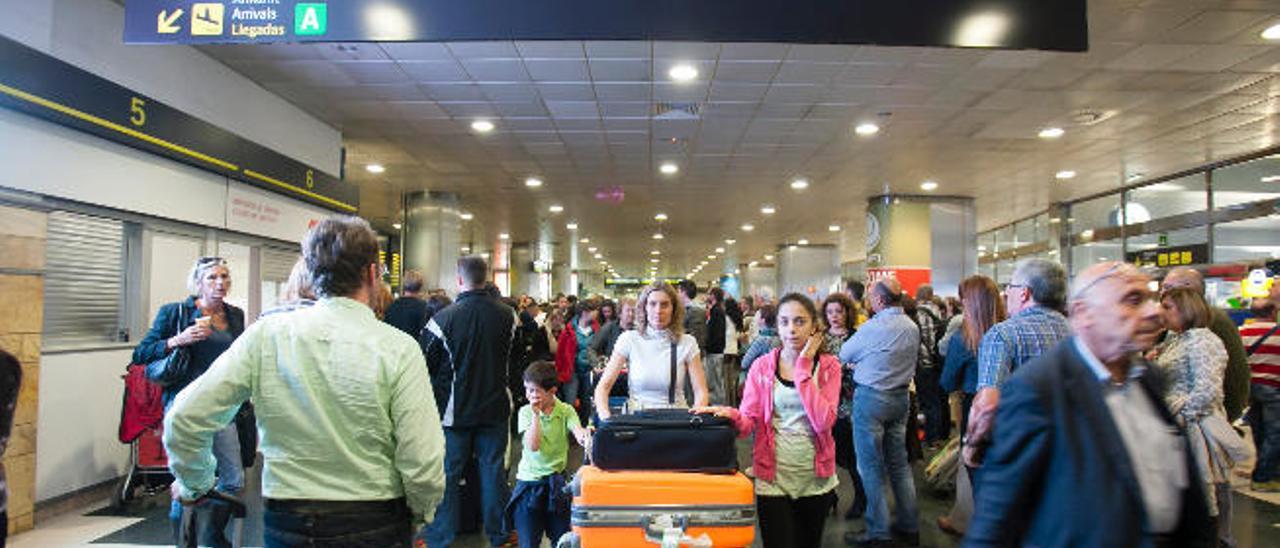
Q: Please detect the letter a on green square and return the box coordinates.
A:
[295,3,327,36]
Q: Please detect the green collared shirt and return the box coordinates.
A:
[164,297,446,522]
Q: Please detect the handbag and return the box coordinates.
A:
[145,302,194,387]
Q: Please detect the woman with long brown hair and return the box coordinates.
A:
[936,275,1005,537]
[820,292,866,520]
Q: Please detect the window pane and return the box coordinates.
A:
[1214,216,1280,264]
[1124,174,1206,223]
[1071,240,1123,277]
[1213,155,1280,209]
[1014,218,1037,246]
[995,225,1016,252]
[1069,194,1120,236]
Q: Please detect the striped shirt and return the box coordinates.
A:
[976,306,1072,389]
[1240,320,1280,388]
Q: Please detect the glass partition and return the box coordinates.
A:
[1213,155,1280,209]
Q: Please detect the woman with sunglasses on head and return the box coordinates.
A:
[132,256,246,547]
[695,293,842,548]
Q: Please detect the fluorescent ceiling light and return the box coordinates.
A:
[654,212,668,221]
[1262,23,1280,40]
[725,239,736,245]
[460,212,474,220]
[920,181,939,191]
[1038,127,1064,139]
[797,239,809,245]
[855,123,880,136]
[669,64,698,82]
[391,223,402,230]
[764,254,774,261]
[548,205,564,213]
[650,250,661,255]
[828,225,841,232]
[525,177,543,188]
[365,164,385,174]
[715,247,725,253]
[790,179,809,190]
[587,247,598,253]
[499,233,510,240]
[741,224,754,231]
[659,162,679,175]
[566,222,578,230]
[760,205,777,215]
[652,233,664,240]
[471,120,495,133]
[1055,170,1077,180]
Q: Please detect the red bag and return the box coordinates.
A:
[119,363,165,443]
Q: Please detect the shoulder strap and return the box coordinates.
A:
[1248,324,1280,356]
[668,340,678,404]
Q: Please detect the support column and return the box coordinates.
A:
[865,195,976,296]
[403,191,462,295]
[0,205,44,535]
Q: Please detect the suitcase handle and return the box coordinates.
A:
[639,514,713,547]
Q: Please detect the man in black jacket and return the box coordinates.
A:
[420,257,518,548]
[704,287,728,405]
[383,269,428,338]
[966,262,1213,548]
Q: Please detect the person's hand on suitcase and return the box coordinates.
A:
[691,405,735,419]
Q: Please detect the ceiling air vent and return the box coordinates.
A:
[653,102,701,120]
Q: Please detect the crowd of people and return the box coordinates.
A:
[144,215,1280,548]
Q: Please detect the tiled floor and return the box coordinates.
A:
[12,440,1280,547]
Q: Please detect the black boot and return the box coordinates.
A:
[204,499,234,548]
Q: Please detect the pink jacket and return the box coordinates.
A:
[728,348,842,483]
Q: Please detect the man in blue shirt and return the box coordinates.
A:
[840,278,920,547]
[964,258,1070,469]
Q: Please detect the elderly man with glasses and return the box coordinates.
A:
[962,258,1072,470]
[965,261,1213,548]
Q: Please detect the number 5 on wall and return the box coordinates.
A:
[129,97,146,127]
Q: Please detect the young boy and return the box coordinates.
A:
[508,361,591,548]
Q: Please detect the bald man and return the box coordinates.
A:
[839,279,921,547]
[1162,267,1250,421]
[966,262,1212,548]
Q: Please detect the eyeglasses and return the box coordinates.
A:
[197,256,226,266]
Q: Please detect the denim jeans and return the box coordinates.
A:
[852,386,919,539]
[264,499,411,548]
[1250,383,1280,483]
[426,423,511,547]
[169,422,244,546]
[704,354,726,406]
[510,476,570,548]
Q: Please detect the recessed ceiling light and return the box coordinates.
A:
[1262,23,1280,40]
[790,179,809,190]
[707,254,717,259]
[725,239,736,245]
[652,233,664,240]
[654,212,668,221]
[921,181,939,191]
[599,261,608,266]
[580,238,590,244]
[525,177,543,188]
[594,253,603,259]
[669,64,698,82]
[460,212,474,221]
[548,204,564,213]
[1261,175,1280,183]
[566,222,578,230]
[650,250,661,255]
[764,254,774,261]
[715,247,725,253]
[471,119,495,133]
[760,205,777,215]
[588,247,598,253]
[788,245,797,250]
[1055,170,1077,180]
[659,162,679,175]
[499,233,510,240]
[1038,127,1064,139]
[461,247,471,253]
[855,122,880,136]
[651,258,659,263]
[828,225,841,232]
[798,239,809,245]
[391,223,402,230]
[741,223,754,231]
[749,261,758,267]
[366,164,385,174]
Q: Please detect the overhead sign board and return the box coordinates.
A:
[124,0,1087,52]
[0,36,358,213]
[1125,244,1210,269]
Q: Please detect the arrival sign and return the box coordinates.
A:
[125,0,1087,52]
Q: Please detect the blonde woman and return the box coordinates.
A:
[594,283,708,419]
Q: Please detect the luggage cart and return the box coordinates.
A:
[115,424,173,505]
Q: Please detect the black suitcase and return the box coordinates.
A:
[591,408,738,473]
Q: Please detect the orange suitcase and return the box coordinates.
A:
[560,465,755,548]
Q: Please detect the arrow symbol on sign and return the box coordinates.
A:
[157,9,183,34]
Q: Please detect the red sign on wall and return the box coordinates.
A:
[866,268,932,297]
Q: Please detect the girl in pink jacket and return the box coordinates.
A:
[695,293,843,548]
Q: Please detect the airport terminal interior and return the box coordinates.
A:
[3,0,1280,546]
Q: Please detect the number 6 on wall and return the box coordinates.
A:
[129,97,146,127]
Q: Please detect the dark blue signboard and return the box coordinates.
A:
[125,0,1087,52]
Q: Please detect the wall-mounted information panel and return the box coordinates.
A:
[0,36,358,213]
[124,0,1087,52]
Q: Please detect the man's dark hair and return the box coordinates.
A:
[708,287,725,305]
[871,279,904,306]
[523,360,559,390]
[457,256,488,287]
[757,304,777,329]
[678,279,698,299]
[303,216,380,298]
[846,279,866,301]
[916,284,934,302]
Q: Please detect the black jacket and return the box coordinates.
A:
[419,287,517,428]
[966,338,1213,548]
[132,296,245,407]
[705,304,726,354]
[383,296,428,339]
